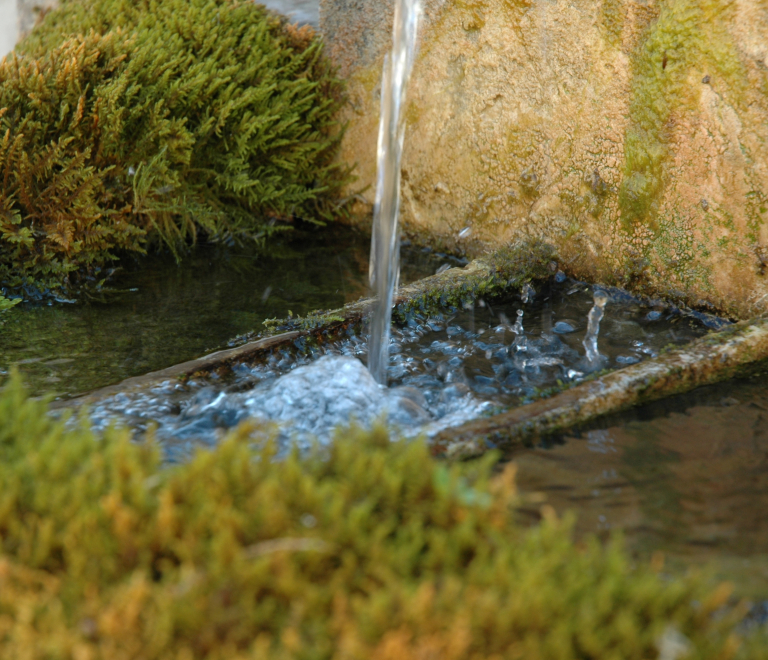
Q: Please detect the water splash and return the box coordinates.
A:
[521,282,535,304]
[368,0,422,385]
[583,288,609,365]
[511,309,527,353]
[84,281,715,457]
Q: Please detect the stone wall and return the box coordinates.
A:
[17,0,58,37]
[1,0,18,57]
[321,0,768,319]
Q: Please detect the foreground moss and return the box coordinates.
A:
[0,373,764,658]
[0,0,349,295]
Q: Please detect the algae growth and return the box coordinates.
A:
[620,1,740,229]
[0,0,350,296]
[0,370,763,658]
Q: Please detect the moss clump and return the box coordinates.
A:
[0,371,760,658]
[0,0,350,295]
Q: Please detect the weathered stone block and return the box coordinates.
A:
[17,0,58,37]
[0,0,18,57]
[322,0,768,318]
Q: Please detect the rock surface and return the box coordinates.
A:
[321,0,768,319]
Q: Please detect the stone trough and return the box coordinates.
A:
[58,245,768,459]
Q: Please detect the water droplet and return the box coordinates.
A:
[521,282,535,303]
[583,289,609,365]
[511,310,524,334]
[301,514,317,528]
[553,321,576,334]
[458,226,472,239]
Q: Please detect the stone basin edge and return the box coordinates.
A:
[432,316,768,459]
[53,250,514,410]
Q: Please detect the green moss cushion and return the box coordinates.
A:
[0,0,350,294]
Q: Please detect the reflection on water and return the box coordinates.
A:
[512,367,768,598]
[0,227,441,398]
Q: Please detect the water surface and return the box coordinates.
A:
[0,227,441,398]
[512,368,768,599]
[81,277,714,460]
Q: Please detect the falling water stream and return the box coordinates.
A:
[582,289,609,368]
[367,0,422,384]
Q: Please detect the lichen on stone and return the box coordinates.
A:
[328,0,768,318]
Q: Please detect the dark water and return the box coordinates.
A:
[0,226,445,398]
[512,368,768,598]
[386,277,715,408]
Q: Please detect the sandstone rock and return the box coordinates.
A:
[321,0,768,319]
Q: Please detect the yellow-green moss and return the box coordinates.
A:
[0,0,350,296]
[600,0,625,47]
[0,371,764,658]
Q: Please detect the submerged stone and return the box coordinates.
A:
[81,276,712,455]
